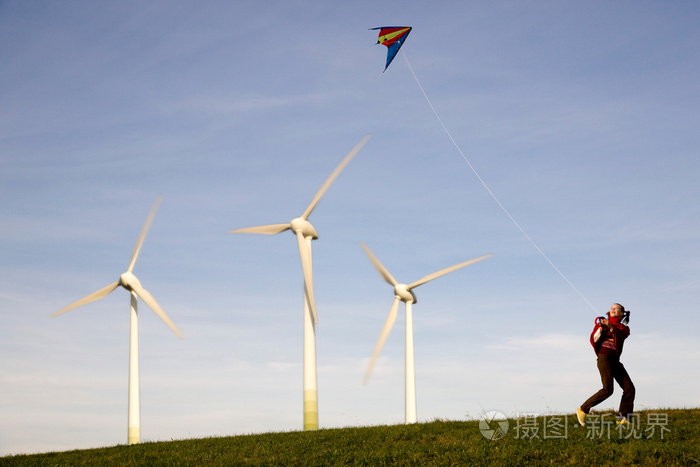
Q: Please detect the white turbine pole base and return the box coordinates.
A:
[128,291,141,445]
[303,237,318,430]
[303,287,319,430]
[405,301,417,424]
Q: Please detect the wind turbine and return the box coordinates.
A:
[230,135,371,430]
[50,195,184,445]
[360,242,491,424]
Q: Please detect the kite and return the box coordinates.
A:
[371,26,412,72]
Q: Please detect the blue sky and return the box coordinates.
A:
[1,0,699,455]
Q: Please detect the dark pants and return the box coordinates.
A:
[581,352,635,416]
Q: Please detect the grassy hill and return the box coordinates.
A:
[2,408,698,466]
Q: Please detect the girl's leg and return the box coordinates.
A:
[581,354,615,413]
[614,362,635,416]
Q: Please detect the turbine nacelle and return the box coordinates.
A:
[119,271,141,292]
[290,217,318,240]
[394,284,417,304]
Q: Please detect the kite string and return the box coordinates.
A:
[401,52,598,313]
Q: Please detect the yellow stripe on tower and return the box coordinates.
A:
[304,389,318,430]
[128,426,140,445]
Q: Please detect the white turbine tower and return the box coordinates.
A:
[230,135,371,430]
[50,195,184,445]
[360,242,491,424]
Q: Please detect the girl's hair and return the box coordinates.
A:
[613,303,631,324]
[605,303,628,317]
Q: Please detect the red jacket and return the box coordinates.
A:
[590,316,630,357]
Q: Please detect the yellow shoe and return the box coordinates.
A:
[576,407,587,426]
[616,415,629,425]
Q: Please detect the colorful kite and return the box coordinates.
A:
[371,26,412,72]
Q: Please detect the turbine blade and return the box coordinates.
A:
[300,135,371,220]
[408,254,493,290]
[360,242,398,287]
[128,195,163,273]
[296,231,317,323]
[229,223,290,235]
[129,281,184,339]
[363,296,400,385]
[50,281,120,317]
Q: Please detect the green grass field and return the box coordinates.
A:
[2,408,698,466]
